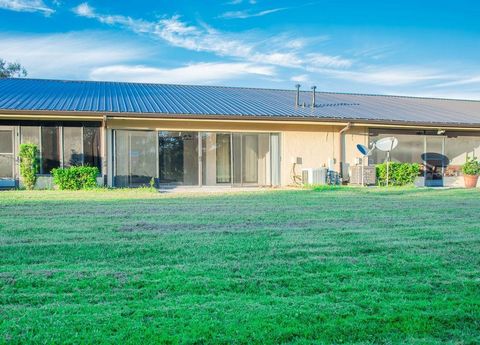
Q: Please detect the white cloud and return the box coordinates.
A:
[306,53,353,68]
[0,32,148,79]
[312,66,448,86]
[290,74,309,83]
[72,2,93,17]
[72,3,351,73]
[219,7,287,19]
[89,62,276,84]
[433,75,480,88]
[0,0,54,15]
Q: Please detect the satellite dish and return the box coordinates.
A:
[356,144,369,156]
[375,137,398,152]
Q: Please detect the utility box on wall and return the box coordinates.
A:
[350,165,376,185]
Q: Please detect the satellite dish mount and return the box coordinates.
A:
[374,137,399,186]
[356,144,375,186]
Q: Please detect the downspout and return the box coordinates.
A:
[338,122,352,180]
[102,115,108,186]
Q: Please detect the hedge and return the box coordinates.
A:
[376,162,420,186]
[51,166,99,190]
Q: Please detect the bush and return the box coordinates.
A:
[51,166,99,190]
[376,162,420,186]
[462,157,480,176]
[19,143,39,190]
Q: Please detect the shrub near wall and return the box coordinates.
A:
[51,166,99,190]
[19,143,39,190]
[376,162,420,186]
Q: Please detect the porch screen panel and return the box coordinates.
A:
[41,126,60,174]
[369,132,423,165]
[63,127,83,167]
[445,135,480,175]
[0,130,13,178]
[83,127,101,170]
[114,130,129,187]
[20,126,40,146]
[216,133,231,183]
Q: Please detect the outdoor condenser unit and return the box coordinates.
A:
[302,168,328,185]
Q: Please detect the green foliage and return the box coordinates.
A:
[149,177,156,189]
[19,143,39,190]
[462,157,480,176]
[376,162,420,186]
[51,166,99,190]
[1,189,480,343]
[0,58,27,78]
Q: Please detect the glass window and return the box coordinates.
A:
[83,127,101,170]
[63,127,83,167]
[159,131,198,185]
[41,126,60,174]
[20,126,40,146]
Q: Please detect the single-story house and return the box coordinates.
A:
[1,78,480,188]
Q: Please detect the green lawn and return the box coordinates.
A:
[1,188,479,344]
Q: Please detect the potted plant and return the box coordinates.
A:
[462,157,480,188]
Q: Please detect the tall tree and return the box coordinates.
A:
[0,59,27,78]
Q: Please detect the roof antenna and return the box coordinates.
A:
[311,85,316,108]
[295,84,301,107]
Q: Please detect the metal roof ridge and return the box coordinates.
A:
[3,77,480,103]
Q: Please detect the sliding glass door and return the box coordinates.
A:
[114,130,279,188]
[232,133,270,186]
[202,132,231,185]
[158,131,199,185]
[114,130,157,187]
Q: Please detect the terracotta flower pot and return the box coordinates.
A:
[464,174,479,188]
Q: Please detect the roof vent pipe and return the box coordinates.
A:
[311,85,317,108]
[295,84,301,107]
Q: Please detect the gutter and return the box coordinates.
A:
[1,109,480,130]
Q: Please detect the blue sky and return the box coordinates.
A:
[1,0,480,99]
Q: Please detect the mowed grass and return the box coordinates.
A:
[1,188,480,344]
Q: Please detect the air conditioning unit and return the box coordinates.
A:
[302,168,328,185]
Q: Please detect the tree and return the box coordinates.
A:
[0,59,27,78]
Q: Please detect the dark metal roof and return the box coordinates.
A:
[1,78,480,126]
